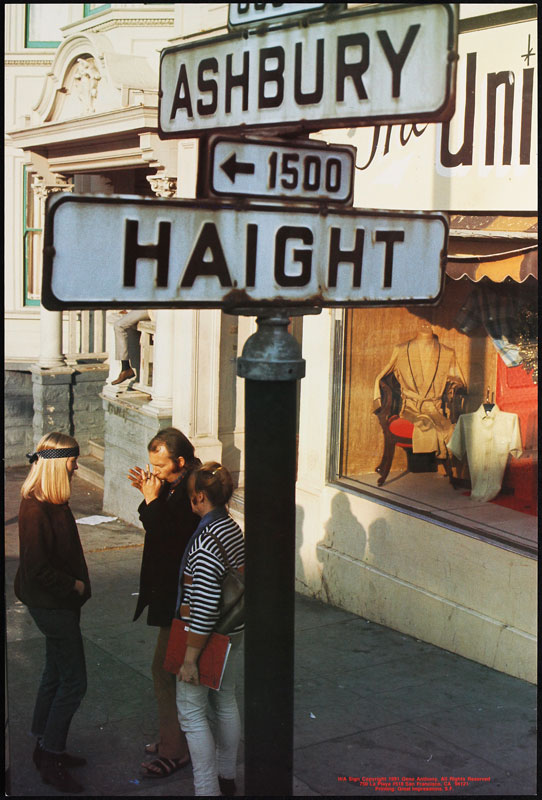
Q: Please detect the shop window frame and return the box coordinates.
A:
[327,307,537,560]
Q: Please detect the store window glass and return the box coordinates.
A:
[331,275,538,554]
[25,4,72,47]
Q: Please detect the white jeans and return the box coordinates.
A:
[176,633,242,796]
[109,310,150,361]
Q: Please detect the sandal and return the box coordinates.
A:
[144,742,159,755]
[141,756,191,779]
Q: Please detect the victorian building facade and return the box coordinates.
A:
[5,4,537,683]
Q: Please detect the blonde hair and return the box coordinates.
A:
[21,432,79,504]
[188,462,234,507]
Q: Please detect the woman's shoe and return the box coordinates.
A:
[32,740,43,769]
[39,751,84,794]
[219,775,236,796]
[59,751,87,767]
[33,741,86,769]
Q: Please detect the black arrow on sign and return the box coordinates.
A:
[220,152,255,183]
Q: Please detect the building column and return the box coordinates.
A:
[172,308,223,465]
[141,308,175,418]
[138,174,178,419]
[31,174,73,368]
[30,171,74,444]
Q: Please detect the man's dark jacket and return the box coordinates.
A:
[133,471,200,627]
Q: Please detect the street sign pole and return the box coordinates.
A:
[237,310,309,796]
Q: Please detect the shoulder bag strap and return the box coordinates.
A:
[204,529,234,570]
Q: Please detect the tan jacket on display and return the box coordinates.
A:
[374,334,466,458]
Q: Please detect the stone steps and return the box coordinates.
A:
[88,437,104,460]
[78,438,105,489]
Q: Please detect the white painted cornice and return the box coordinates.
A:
[8,105,158,151]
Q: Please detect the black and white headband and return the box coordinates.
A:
[26,446,79,464]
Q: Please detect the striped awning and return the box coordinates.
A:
[446,216,538,282]
[446,248,538,282]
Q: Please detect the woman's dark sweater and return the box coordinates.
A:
[14,495,91,610]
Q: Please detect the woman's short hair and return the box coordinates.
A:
[188,462,234,507]
[21,432,79,504]
[148,427,195,465]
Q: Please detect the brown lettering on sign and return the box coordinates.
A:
[197,57,219,116]
[336,33,370,102]
[294,39,324,105]
[169,63,193,120]
[258,46,285,108]
[376,24,421,98]
[375,230,404,288]
[123,220,171,288]
[180,222,233,288]
[245,224,258,287]
[328,227,364,288]
[226,51,250,113]
[274,226,313,287]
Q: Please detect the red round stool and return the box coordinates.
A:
[388,416,414,444]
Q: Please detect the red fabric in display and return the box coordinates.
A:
[389,417,415,441]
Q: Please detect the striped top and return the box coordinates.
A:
[179,513,244,648]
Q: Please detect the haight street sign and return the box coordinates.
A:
[203,135,355,203]
[42,194,448,311]
[159,3,458,139]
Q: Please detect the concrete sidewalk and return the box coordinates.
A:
[4,467,537,796]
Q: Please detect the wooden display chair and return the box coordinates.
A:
[373,373,466,486]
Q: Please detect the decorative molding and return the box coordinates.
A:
[27,152,73,196]
[9,105,159,150]
[139,132,178,174]
[147,174,177,198]
[31,176,73,203]
[90,18,175,33]
[73,57,102,114]
[21,32,158,126]
[5,58,55,66]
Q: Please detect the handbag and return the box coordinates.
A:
[205,530,244,635]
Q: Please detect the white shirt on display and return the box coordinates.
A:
[448,404,523,503]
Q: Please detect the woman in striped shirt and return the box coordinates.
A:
[176,462,244,797]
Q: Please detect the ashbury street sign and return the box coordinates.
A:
[42,194,448,311]
[159,3,458,138]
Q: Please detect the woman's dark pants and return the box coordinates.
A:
[28,607,87,753]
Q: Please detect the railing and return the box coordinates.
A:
[65,310,108,363]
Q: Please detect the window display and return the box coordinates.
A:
[332,275,537,553]
[373,319,466,459]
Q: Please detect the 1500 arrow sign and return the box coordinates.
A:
[42,194,447,311]
[159,3,458,138]
[203,136,355,203]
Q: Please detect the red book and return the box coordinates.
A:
[163,618,232,690]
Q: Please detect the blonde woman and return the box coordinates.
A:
[15,432,91,794]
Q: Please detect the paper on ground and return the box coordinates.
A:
[76,515,117,525]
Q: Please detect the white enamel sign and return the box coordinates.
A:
[228,3,329,28]
[207,136,355,203]
[43,194,447,310]
[159,3,458,138]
